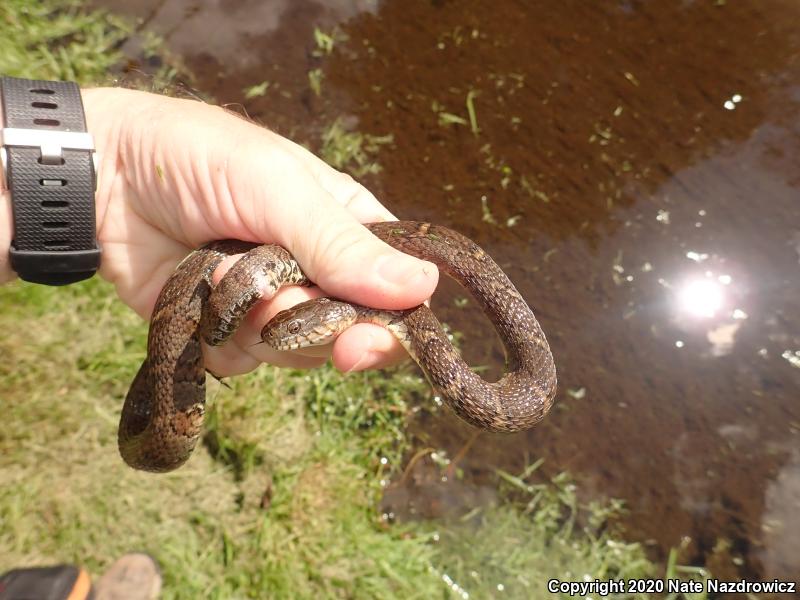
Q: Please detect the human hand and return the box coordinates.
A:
[0,88,438,376]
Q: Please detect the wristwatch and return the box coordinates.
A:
[0,75,101,285]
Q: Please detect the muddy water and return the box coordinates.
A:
[94,0,799,585]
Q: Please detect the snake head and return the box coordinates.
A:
[261,297,357,351]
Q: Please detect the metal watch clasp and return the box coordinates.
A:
[0,127,98,191]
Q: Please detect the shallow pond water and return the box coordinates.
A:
[94,0,800,586]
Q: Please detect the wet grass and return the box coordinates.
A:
[0,1,700,598]
[466,89,480,136]
[319,118,394,178]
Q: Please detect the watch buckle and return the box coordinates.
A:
[0,127,97,191]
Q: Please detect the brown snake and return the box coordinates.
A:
[119,221,557,472]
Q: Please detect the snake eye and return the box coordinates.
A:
[288,320,302,334]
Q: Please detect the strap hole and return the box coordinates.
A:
[33,118,60,126]
[44,240,70,249]
[31,101,58,109]
[40,178,67,186]
[30,88,56,95]
[41,200,69,208]
[37,156,65,165]
[43,221,70,230]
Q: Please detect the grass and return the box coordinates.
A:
[0,0,128,82]
[0,279,436,597]
[320,119,394,178]
[466,89,480,136]
[312,27,346,57]
[0,1,700,598]
[308,68,324,97]
[243,81,271,99]
[0,279,661,599]
[431,91,480,135]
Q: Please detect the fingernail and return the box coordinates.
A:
[345,332,377,373]
[345,350,381,373]
[377,253,434,285]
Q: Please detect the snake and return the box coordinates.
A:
[119,221,557,472]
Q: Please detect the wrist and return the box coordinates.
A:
[0,187,11,284]
[81,87,202,246]
[79,87,127,246]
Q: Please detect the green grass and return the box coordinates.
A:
[320,119,394,178]
[0,1,692,598]
[0,279,659,599]
[0,279,436,598]
[0,0,128,82]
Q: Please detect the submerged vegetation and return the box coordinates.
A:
[320,118,394,178]
[0,1,705,598]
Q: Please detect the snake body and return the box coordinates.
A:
[119,221,557,472]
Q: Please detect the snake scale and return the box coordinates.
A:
[119,221,557,472]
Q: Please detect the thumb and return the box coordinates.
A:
[270,172,438,309]
[307,215,439,308]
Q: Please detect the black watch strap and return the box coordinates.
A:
[1,75,101,285]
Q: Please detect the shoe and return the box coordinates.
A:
[93,554,161,600]
[0,564,92,600]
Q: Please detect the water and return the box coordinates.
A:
[94,0,800,584]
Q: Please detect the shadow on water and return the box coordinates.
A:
[95,0,799,584]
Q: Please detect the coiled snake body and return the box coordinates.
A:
[120,221,557,472]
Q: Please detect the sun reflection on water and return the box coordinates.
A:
[677,278,724,318]
[665,259,751,356]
